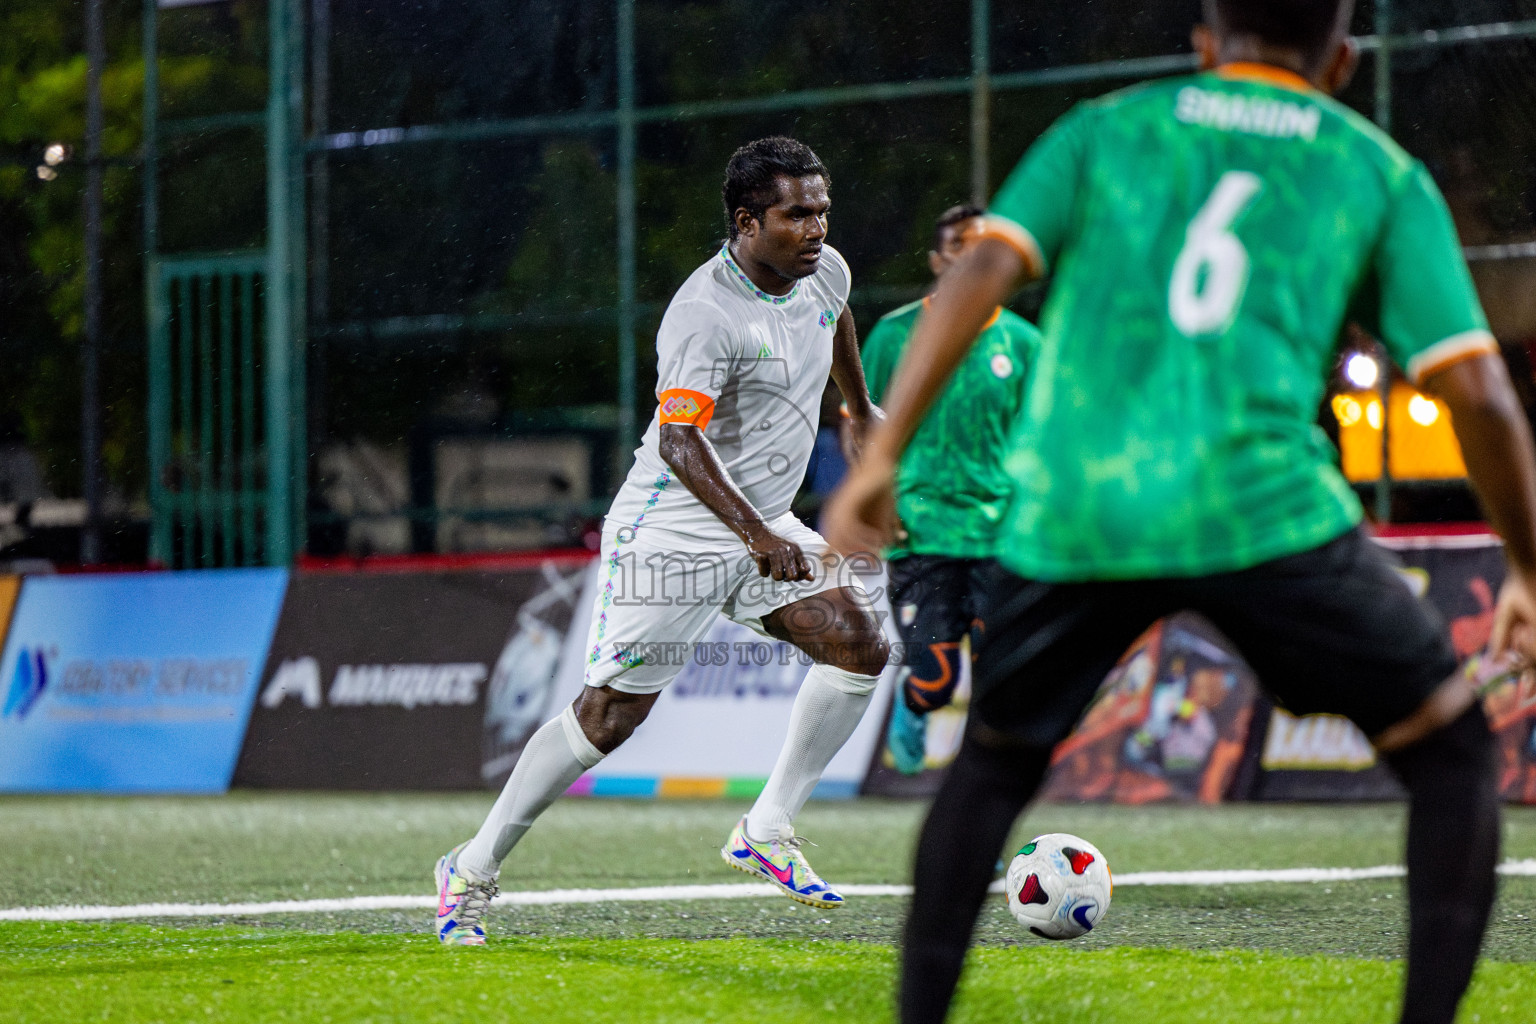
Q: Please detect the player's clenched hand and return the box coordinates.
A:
[744,525,814,581]
[822,456,898,560]
[1492,569,1536,665]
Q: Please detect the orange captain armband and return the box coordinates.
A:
[658,388,716,429]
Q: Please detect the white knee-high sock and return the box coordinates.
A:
[457,704,605,881]
[745,662,879,842]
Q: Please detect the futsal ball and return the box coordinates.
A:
[1004,833,1112,939]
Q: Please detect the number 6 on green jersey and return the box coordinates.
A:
[981,68,1494,579]
[1168,170,1264,336]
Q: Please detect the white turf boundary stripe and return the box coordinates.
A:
[8,861,1536,923]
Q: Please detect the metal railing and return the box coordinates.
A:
[148,253,269,568]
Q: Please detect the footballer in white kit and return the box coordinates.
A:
[434,137,890,945]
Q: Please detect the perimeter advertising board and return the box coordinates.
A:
[0,569,288,793]
[0,576,19,644]
[1251,533,1511,801]
[861,533,1523,803]
[1038,614,1259,804]
[862,613,1261,802]
[233,560,587,789]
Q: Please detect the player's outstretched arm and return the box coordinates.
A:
[658,423,812,582]
[1424,353,1536,663]
[822,236,1030,557]
[828,305,883,461]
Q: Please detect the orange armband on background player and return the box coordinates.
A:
[658,388,716,429]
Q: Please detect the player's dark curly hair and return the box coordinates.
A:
[1208,0,1353,66]
[932,203,985,252]
[722,137,829,241]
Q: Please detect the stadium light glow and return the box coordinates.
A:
[1331,394,1363,427]
[1344,353,1379,389]
[1366,400,1383,430]
[44,143,67,166]
[1409,394,1440,426]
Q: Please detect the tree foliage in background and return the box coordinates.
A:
[1,0,139,499]
[0,0,265,501]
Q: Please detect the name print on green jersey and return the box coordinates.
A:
[1174,85,1321,142]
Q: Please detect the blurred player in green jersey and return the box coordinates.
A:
[827,1,1536,1021]
[860,205,1040,774]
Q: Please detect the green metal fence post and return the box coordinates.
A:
[265,0,296,565]
[198,274,216,566]
[239,271,257,563]
[970,0,991,205]
[143,0,170,566]
[219,273,235,565]
[176,277,194,567]
[287,0,309,558]
[616,0,638,475]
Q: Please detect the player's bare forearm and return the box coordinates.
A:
[658,423,767,540]
[1425,353,1536,573]
[829,305,875,419]
[657,423,811,580]
[867,237,1027,465]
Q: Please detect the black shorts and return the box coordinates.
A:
[970,527,1459,747]
[887,555,990,649]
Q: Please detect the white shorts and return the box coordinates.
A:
[581,510,873,694]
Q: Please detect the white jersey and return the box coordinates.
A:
[606,243,851,542]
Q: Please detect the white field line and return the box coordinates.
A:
[7,860,1536,923]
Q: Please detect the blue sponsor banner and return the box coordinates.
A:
[0,569,288,793]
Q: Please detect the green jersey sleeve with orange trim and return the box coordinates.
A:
[985,103,1092,272]
[978,72,1493,582]
[1368,161,1495,383]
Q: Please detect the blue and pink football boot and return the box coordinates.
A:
[721,816,844,909]
[434,842,499,946]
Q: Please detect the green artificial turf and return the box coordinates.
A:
[3,927,1536,1024]
[11,794,1536,908]
[5,796,1536,1022]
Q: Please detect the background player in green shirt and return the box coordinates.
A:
[861,204,1040,774]
[827,1,1536,1021]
